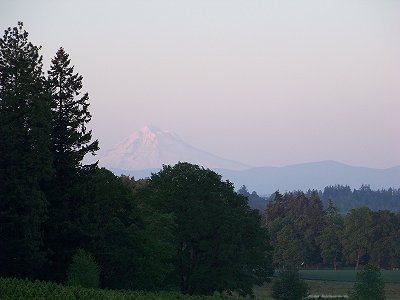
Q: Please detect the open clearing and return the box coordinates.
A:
[300,269,400,283]
[253,270,400,300]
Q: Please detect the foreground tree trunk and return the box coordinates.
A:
[355,251,360,270]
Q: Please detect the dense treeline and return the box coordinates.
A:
[265,191,400,270]
[244,184,400,214]
[238,184,400,215]
[321,184,400,212]
[0,23,272,296]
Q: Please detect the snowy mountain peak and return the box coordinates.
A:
[99,126,249,171]
[140,125,161,138]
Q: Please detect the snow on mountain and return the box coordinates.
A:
[99,125,249,171]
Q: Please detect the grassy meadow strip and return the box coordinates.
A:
[300,269,400,283]
[0,277,234,300]
[307,297,348,299]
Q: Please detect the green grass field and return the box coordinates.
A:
[254,281,400,300]
[299,269,400,283]
[253,269,400,300]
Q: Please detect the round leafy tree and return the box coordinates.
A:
[145,162,273,296]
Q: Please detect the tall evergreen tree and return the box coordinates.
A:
[47,47,99,175]
[0,22,53,277]
[44,47,99,281]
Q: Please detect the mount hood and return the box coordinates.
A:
[99,125,249,171]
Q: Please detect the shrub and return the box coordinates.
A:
[350,264,385,300]
[272,266,309,300]
[0,277,235,299]
[66,248,100,288]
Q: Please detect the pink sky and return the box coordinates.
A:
[2,0,399,168]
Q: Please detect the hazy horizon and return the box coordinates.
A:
[2,0,399,169]
[100,124,400,170]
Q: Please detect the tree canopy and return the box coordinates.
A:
[143,163,273,296]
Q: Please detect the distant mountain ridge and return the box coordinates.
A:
[216,160,400,195]
[100,126,399,195]
[99,125,249,171]
[109,161,400,195]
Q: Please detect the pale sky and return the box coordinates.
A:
[2,0,399,168]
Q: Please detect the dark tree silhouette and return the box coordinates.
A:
[43,47,99,281]
[0,22,53,277]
